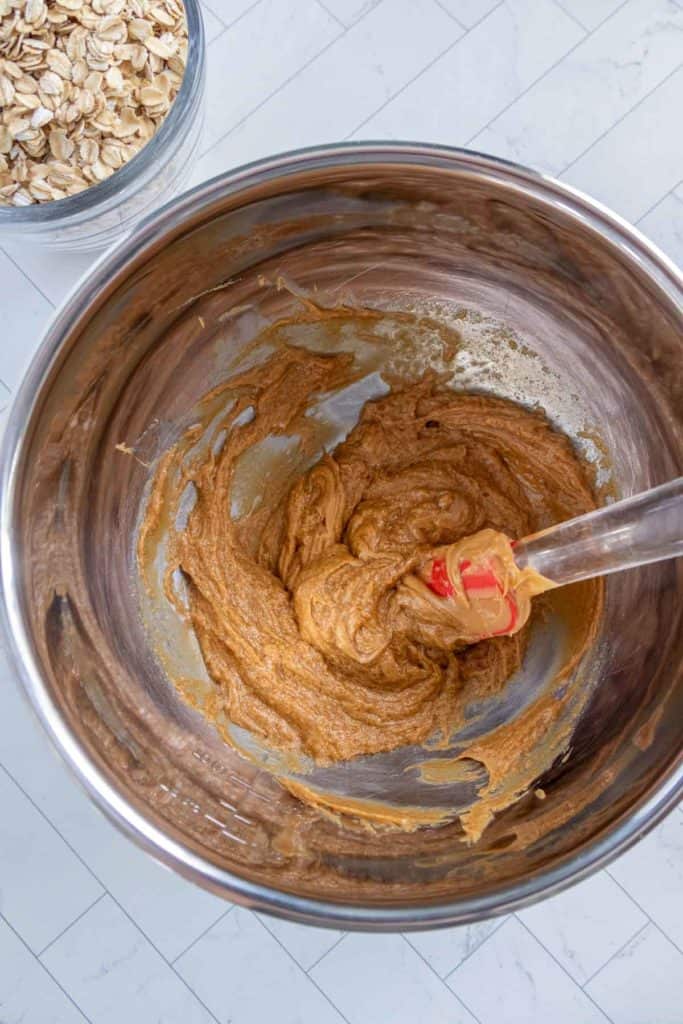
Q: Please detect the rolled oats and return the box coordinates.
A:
[30,104,52,126]
[0,0,187,205]
[37,68,63,93]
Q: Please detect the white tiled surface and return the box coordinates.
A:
[585,924,683,1024]
[255,913,345,971]
[42,898,217,1024]
[516,871,647,984]
[0,1,681,1021]
[310,932,479,1023]
[448,917,612,1023]
[405,916,507,978]
[0,768,102,955]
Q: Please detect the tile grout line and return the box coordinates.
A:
[636,176,683,224]
[443,0,505,31]
[606,868,683,956]
[253,914,354,1024]
[0,761,106,892]
[1,911,95,1024]
[400,933,485,1024]
[220,0,265,29]
[559,60,683,180]
[305,931,347,972]
[347,35,468,139]
[581,919,651,988]
[552,0,590,32]
[0,245,56,309]
[347,2,504,138]
[196,0,264,59]
[171,905,234,964]
[198,0,225,27]
[0,761,225,1024]
[197,10,349,159]
[315,0,346,29]
[463,0,632,147]
[202,0,261,31]
[302,930,349,973]
[442,915,509,982]
[105,896,225,1024]
[37,892,108,959]
[513,914,616,1024]
[432,0,467,30]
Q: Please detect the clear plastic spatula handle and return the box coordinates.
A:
[514,476,683,587]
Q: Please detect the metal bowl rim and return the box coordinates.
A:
[1,140,681,929]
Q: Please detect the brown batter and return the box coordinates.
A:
[139,341,598,772]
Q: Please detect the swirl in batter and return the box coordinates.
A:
[139,338,599,775]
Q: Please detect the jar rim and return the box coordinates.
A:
[0,0,204,225]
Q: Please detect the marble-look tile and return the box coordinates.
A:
[2,243,95,308]
[587,923,683,1024]
[201,1,225,43]
[311,934,478,1024]
[176,907,345,1023]
[355,0,583,145]
[0,248,54,389]
[447,917,609,1023]
[0,650,227,963]
[193,0,462,180]
[318,0,381,27]
[0,918,87,1024]
[201,0,261,27]
[0,768,103,954]
[202,0,340,153]
[66,813,229,963]
[609,812,683,950]
[638,186,683,267]
[257,913,344,970]
[405,917,507,978]
[555,0,625,30]
[0,643,76,797]
[471,0,683,176]
[562,66,683,222]
[43,897,215,1024]
[438,0,501,28]
[518,871,647,983]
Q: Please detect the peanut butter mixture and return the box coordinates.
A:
[139,341,598,776]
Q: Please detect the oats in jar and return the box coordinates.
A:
[0,0,188,205]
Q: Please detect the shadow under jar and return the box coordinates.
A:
[0,0,205,253]
[1,144,681,929]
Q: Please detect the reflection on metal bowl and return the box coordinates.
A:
[1,144,681,929]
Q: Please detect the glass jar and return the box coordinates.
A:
[0,0,205,253]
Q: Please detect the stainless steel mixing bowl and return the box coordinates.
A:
[1,143,681,929]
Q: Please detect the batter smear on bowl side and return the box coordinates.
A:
[138,310,602,838]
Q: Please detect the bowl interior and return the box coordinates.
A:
[5,150,682,926]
